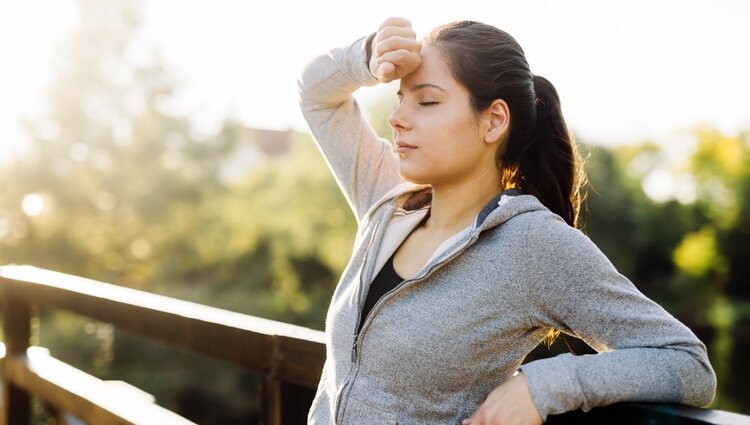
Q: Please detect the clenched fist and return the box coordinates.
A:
[369,17,422,83]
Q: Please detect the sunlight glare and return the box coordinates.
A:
[641,169,674,203]
[22,193,45,216]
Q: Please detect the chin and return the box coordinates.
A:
[397,166,433,185]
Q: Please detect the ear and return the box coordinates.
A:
[484,99,510,144]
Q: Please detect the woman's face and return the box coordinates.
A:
[389,42,498,187]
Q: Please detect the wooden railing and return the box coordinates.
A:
[0,265,324,424]
[1,265,749,425]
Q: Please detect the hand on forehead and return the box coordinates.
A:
[371,17,423,83]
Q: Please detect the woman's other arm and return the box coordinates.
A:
[519,215,716,421]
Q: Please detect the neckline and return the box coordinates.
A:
[388,250,405,281]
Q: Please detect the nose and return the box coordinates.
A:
[388,103,409,132]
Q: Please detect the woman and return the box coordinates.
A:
[297,17,716,425]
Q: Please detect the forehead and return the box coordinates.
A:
[399,42,456,91]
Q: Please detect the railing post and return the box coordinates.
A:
[260,335,282,425]
[1,289,32,425]
[280,381,316,425]
[260,372,282,425]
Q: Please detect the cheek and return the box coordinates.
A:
[432,111,481,154]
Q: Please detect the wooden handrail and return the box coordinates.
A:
[0,265,325,387]
[545,402,750,425]
[1,264,749,425]
[1,344,197,425]
[0,265,324,424]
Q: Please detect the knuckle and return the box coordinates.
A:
[378,26,394,41]
[392,49,408,61]
[375,40,388,56]
[380,16,405,30]
[378,43,404,60]
[377,38,400,56]
[392,27,415,41]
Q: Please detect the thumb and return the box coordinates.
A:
[376,62,396,83]
[379,62,395,75]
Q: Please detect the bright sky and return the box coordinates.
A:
[1,0,749,163]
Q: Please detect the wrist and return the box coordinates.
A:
[365,31,377,78]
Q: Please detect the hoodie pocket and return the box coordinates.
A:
[341,395,402,425]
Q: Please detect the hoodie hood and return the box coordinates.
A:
[364,181,555,233]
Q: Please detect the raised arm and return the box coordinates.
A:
[296,28,404,224]
[519,215,716,421]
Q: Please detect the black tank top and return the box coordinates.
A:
[356,250,404,335]
[357,209,429,335]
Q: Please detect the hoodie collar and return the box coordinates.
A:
[379,183,549,232]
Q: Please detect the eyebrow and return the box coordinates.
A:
[396,83,448,96]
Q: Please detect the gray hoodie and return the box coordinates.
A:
[297,32,716,425]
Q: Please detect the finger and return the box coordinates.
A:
[375,35,420,57]
[377,49,417,64]
[379,62,396,75]
[378,16,412,32]
[378,25,417,43]
[377,49,421,73]
[376,64,398,84]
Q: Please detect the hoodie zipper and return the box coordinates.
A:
[333,214,386,423]
[350,207,431,361]
[351,217,385,359]
[351,229,480,362]
[333,229,480,423]
[332,191,529,423]
[335,220,480,424]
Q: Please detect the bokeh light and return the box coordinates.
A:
[21,193,45,216]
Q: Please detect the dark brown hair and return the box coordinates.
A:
[425,21,586,228]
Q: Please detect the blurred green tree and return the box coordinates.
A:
[2,0,749,419]
[0,0,354,422]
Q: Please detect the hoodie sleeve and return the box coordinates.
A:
[518,214,717,421]
[297,32,404,225]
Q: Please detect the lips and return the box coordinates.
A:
[395,141,417,153]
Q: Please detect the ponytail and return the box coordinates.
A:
[500,75,586,228]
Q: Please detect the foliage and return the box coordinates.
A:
[1,0,749,421]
